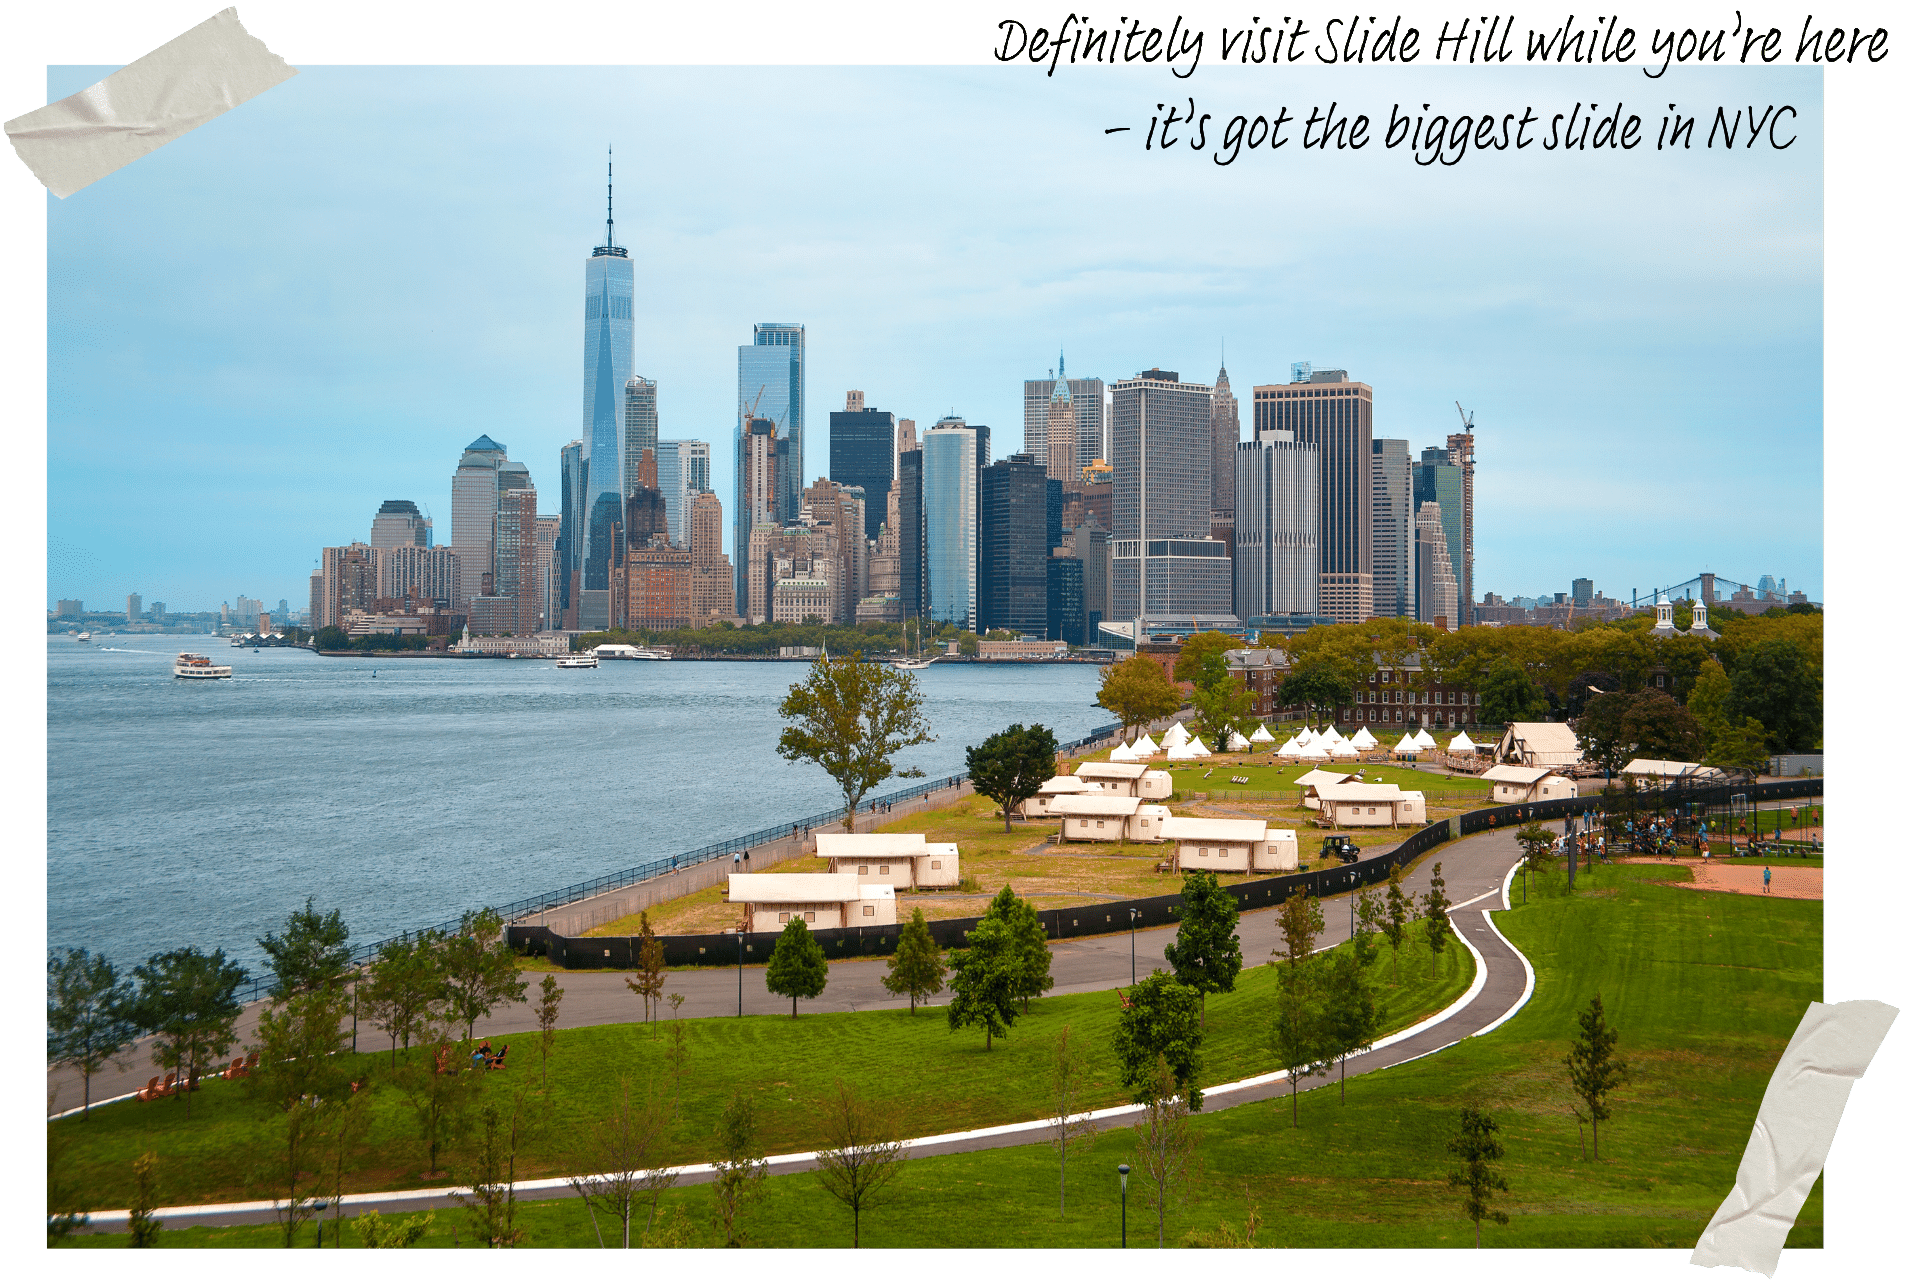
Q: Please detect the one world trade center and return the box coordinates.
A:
[577,152,634,632]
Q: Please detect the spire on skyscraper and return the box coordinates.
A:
[605,146,615,249]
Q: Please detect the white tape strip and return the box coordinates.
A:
[5,8,296,199]
[1691,999,1899,1277]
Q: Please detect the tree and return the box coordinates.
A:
[956,632,980,657]
[967,723,1061,831]
[318,1090,375,1247]
[624,910,667,1028]
[1478,656,1547,724]
[1686,656,1733,738]
[1573,690,1635,776]
[1320,947,1379,1101]
[946,916,1023,1050]
[1619,690,1704,761]
[765,917,828,1017]
[1383,869,1412,984]
[1270,963,1328,1126]
[777,654,935,830]
[1274,886,1325,969]
[454,1092,536,1248]
[1446,1105,1511,1247]
[1163,871,1243,1027]
[1189,655,1259,749]
[395,1033,478,1174]
[127,946,248,1119]
[363,931,448,1064]
[1172,629,1240,685]
[350,1209,436,1248]
[444,909,527,1043]
[1726,636,1821,752]
[1131,1056,1202,1248]
[256,897,352,998]
[1113,970,1204,1112]
[254,1101,327,1247]
[535,974,564,1086]
[813,1080,907,1247]
[568,1076,677,1248]
[1043,1025,1097,1217]
[1706,715,1772,772]
[984,884,1055,1010]
[882,908,946,1013]
[128,1151,163,1248]
[1096,653,1182,734]
[1514,821,1555,903]
[47,947,137,1119]
[710,1091,769,1247]
[1352,886,1385,963]
[1422,862,1453,978]
[249,986,351,1113]
[1277,659,1354,726]
[1566,993,1630,1160]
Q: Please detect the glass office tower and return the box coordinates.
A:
[923,421,979,630]
[579,160,634,632]
[737,323,805,525]
[556,439,584,620]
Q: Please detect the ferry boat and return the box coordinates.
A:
[556,654,599,669]
[173,652,233,679]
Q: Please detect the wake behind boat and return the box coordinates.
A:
[174,652,232,679]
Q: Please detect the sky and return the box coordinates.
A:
[41,59,1822,613]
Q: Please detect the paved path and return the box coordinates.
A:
[76,826,1535,1230]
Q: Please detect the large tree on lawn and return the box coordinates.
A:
[967,723,1060,831]
[777,654,935,830]
[1096,653,1182,736]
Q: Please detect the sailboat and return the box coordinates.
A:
[892,616,935,670]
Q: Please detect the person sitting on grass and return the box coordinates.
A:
[487,1044,510,1070]
[470,1040,491,1069]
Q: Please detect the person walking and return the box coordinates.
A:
[1763,864,1772,894]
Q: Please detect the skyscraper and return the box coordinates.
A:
[1235,431,1319,619]
[923,420,979,630]
[735,413,782,608]
[369,499,431,550]
[1211,363,1240,519]
[451,435,507,612]
[896,444,926,628]
[1023,358,1106,474]
[557,439,584,625]
[981,453,1049,636]
[686,490,735,623]
[492,476,539,636]
[1414,446,1466,630]
[581,155,635,633]
[1446,429,1475,625]
[382,545,459,607]
[1109,369,1232,625]
[829,391,897,542]
[656,439,710,548]
[1415,501,1460,627]
[623,375,658,501]
[1371,439,1414,619]
[737,322,805,526]
[1251,368,1375,624]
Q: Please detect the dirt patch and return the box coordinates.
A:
[1665,862,1822,901]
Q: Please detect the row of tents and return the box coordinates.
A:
[1113,720,1485,763]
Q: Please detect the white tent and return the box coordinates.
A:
[1292,728,1315,746]
[1392,733,1418,755]
[1188,738,1213,757]
[1412,728,1436,749]
[1249,724,1275,744]
[1328,736,1360,759]
[1276,739,1302,758]
[1134,732,1160,752]
[1297,744,1330,761]
[1162,721,1191,746]
[1110,743,1140,761]
[1226,731,1251,751]
[1316,726,1343,748]
[1350,726,1378,750]
[1166,740,1204,760]
[1448,732,1477,752]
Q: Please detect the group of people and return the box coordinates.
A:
[468,1040,510,1071]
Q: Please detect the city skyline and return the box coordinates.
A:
[41,64,1822,610]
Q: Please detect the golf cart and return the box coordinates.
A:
[1320,835,1361,864]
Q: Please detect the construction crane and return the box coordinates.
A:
[1455,401,1474,431]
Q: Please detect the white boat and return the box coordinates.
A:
[557,654,599,669]
[892,657,936,670]
[75,632,91,642]
[591,643,669,661]
[174,652,232,679]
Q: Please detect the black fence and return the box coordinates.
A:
[509,774,1824,971]
[232,721,1126,1003]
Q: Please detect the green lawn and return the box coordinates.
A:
[1163,759,1495,798]
[52,931,1472,1214]
[62,860,1820,1249]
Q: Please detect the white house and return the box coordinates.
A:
[1162,817,1300,873]
[1480,765,1578,804]
[1072,761,1174,799]
[1315,783,1427,828]
[729,874,898,932]
[1017,774,1096,818]
[1495,722,1585,767]
[815,832,961,888]
[1053,794,1170,842]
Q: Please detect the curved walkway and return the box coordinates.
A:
[77,827,1534,1231]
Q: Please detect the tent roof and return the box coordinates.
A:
[1052,794,1145,816]
[1623,758,1721,778]
[1317,783,1413,802]
[1448,732,1477,750]
[1077,762,1148,779]
[1249,725,1275,742]
[1481,765,1555,784]
[1350,727,1378,748]
[1160,816,1268,842]
[1291,768,1365,789]
[730,873,860,903]
[1037,776,1093,794]
[817,833,928,858]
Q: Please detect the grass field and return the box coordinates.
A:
[67,858,1821,1248]
[52,927,1474,1214]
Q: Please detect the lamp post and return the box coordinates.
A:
[735,855,744,1018]
[1128,909,1140,984]
[1118,1163,1130,1248]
